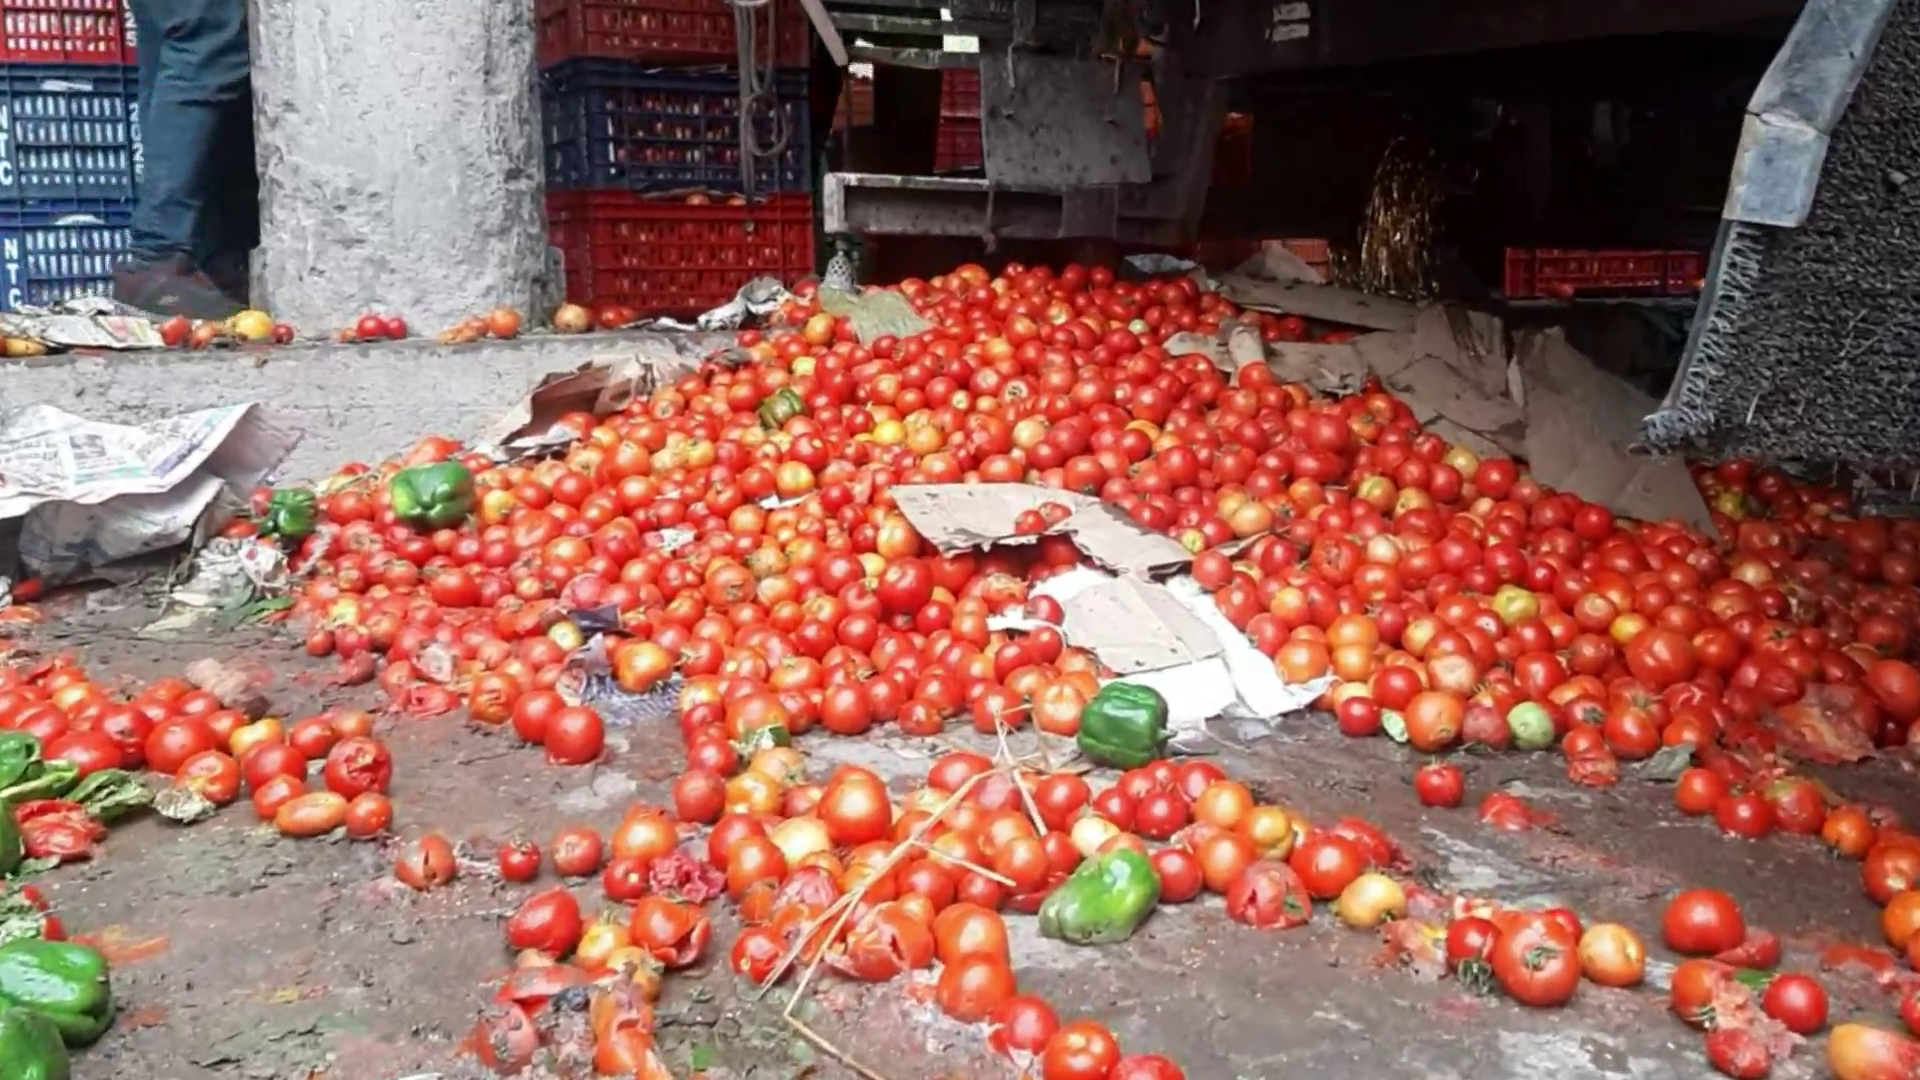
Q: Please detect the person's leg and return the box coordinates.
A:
[116,0,251,318]
[197,91,258,305]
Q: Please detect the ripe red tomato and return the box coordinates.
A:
[544,706,605,765]
[550,825,605,877]
[1760,973,1828,1035]
[1149,848,1202,904]
[1490,913,1580,1007]
[1714,792,1775,840]
[322,736,392,798]
[498,839,542,882]
[1412,762,1465,808]
[1110,1055,1186,1080]
[1225,860,1311,928]
[504,887,583,955]
[1288,834,1366,900]
[1040,1021,1123,1080]
[1674,768,1728,816]
[1662,888,1747,956]
[934,953,1016,1022]
[985,995,1060,1058]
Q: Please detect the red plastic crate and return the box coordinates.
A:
[549,190,815,316]
[940,69,978,118]
[536,0,807,70]
[1504,248,1706,299]
[2,0,134,64]
[934,117,981,173]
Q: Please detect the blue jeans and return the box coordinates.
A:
[127,0,258,279]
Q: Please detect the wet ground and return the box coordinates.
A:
[13,584,1920,1080]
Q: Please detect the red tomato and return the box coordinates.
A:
[1761,973,1828,1035]
[1110,1055,1186,1080]
[1490,913,1580,1007]
[1662,888,1747,956]
[322,737,392,798]
[985,995,1060,1058]
[1412,762,1465,808]
[1040,1020,1123,1080]
[544,706,605,765]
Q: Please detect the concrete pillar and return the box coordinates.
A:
[248,0,553,334]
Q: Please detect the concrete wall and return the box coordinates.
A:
[4,332,730,482]
[249,0,555,334]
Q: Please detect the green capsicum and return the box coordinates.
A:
[0,1006,71,1080]
[0,734,38,790]
[756,387,806,430]
[0,762,78,806]
[0,940,113,1046]
[1036,847,1161,945]
[387,462,475,530]
[260,489,317,540]
[1076,682,1171,769]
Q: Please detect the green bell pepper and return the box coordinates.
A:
[1037,848,1160,945]
[0,1006,71,1080]
[0,940,113,1046]
[1076,682,1171,769]
[387,462,475,530]
[0,762,78,806]
[756,387,806,429]
[0,734,38,790]
[260,489,317,540]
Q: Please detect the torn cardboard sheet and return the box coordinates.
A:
[1514,328,1713,531]
[1232,245,1326,286]
[1164,320,1266,374]
[891,483,1191,578]
[0,403,299,584]
[891,485,1324,732]
[482,339,726,455]
[1216,274,1421,334]
[1035,566,1330,734]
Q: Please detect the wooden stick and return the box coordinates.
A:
[787,1013,890,1080]
[908,840,1014,887]
[996,718,1051,837]
[757,771,988,998]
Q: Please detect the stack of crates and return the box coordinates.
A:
[536,0,816,316]
[0,0,140,311]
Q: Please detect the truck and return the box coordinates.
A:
[801,0,1918,486]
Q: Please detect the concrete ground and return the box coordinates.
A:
[12,581,1911,1080]
[4,331,732,483]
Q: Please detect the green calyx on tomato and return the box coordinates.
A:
[1077,682,1170,769]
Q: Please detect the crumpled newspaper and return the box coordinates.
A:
[139,537,291,637]
[1,296,165,350]
[635,277,791,333]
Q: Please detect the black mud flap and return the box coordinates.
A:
[1641,0,1920,487]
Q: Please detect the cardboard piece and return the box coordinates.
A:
[890,483,1191,578]
[483,340,719,451]
[1215,274,1421,334]
[892,487,1330,732]
[1514,329,1714,531]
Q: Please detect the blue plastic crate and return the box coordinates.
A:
[543,60,809,194]
[0,202,131,311]
[0,64,141,204]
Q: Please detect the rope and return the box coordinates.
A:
[729,0,792,199]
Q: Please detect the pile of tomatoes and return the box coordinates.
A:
[0,655,399,844]
[268,259,1920,1078]
[22,256,1920,1077]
